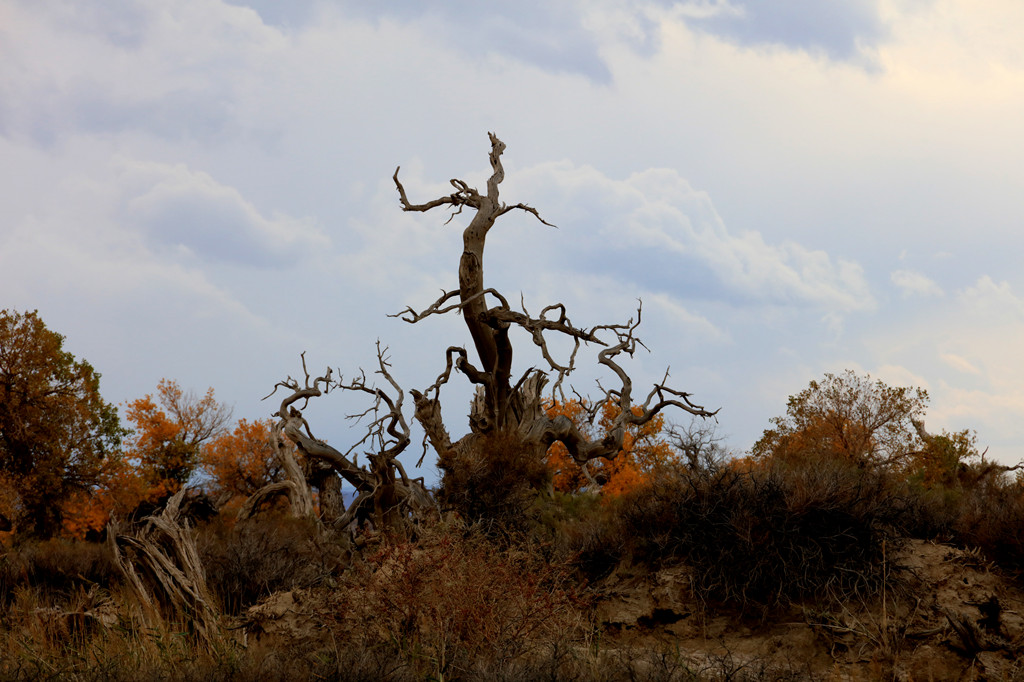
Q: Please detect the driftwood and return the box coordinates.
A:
[108,489,220,646]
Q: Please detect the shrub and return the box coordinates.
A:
[197,515,346,615]
[604,460,910,611]
[952,476,1024,576]
[343,527,588,679]
[0,539,117,607]
[437,431,550,533]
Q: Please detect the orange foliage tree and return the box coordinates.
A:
[198,418,280,510]
[125,379,233,494]
[0,310,124,538]
[544,399,677,497]
[751,370,928,470]
[62,379,232,538]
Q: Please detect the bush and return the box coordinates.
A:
[594,460,910,611]
[0,539,117,607]
[343,527,588,679]
[952,477,1024,576]
[437,431,550,533]
[197,515,346,615]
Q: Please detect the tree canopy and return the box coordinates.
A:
[0,309,123,538]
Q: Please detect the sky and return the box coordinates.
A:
[2,0,1024,478]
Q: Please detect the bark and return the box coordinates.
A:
[394,134,717,476]
[108,489,220,647]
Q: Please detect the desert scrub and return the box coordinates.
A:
[599,460,910,611]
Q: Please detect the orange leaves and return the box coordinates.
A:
[751,371,928,471]
[199,418,279,506]
[61,453,159,539]
[544,400,594,494]
[904,428,980,490]
[543,400,678,498]
[60,379,233,539]
[124,379,231,494]
[0,309,124,538]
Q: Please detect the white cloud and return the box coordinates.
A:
[117,159,329,267]
[0,0,288,144]
[873,364,932,392]
[891,269,943,297]
[940,353,980,376]
[957,276,1024,320]
[513,161,874,313]
[680,0,886,61]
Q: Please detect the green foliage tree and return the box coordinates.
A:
[0,309,124,538]
[752,370,928,470]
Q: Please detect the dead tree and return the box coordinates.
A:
[109,489,220,647]
[240,348,435,535]
[393,133,718,481]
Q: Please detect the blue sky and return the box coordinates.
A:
[2,0,1023,477]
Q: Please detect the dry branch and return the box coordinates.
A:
[241,348,435,534]
[394,134,718,474]
[108,489,220,647]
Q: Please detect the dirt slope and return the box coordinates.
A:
[594,540,1024,680]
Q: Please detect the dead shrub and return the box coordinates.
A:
[0,539,117,607]
[952,477,1024,576]
[343,527,588,679]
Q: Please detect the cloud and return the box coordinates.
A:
[859,275,1024,464]
[957,276,1024,320]
[679,0,887,61]
[940,353,980,375]
[891,269,943,297]
[282,0,622,82]
[0,0,287,145]
[511,161,874,313]
[117,159,330,267]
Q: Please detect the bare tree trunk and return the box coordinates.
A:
[393,134,717,491]
[311,462,343,524]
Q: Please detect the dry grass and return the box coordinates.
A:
[3,451,1024,680]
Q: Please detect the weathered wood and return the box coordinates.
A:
[393,134,717,470]
[108,489,220,647]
